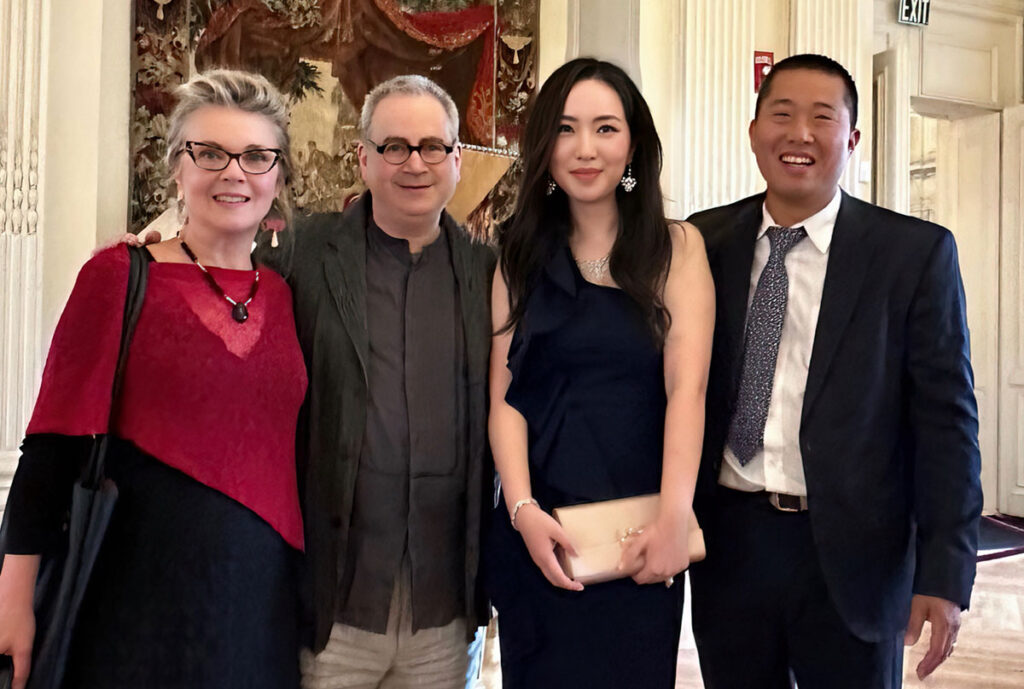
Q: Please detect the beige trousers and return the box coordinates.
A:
[301,563,468,689]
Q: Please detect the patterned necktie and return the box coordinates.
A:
[728,225,807,466]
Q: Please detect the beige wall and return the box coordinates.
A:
[538,0,569,86]
[756,0,791,58]
[41,0,131,341]
[639,0,683,217]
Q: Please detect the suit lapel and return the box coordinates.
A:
[719,199,763,391]
[802,192,873,419]
[447,216,488,382]
[324,201,369,384]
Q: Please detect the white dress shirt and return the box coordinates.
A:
[719,189,841,496]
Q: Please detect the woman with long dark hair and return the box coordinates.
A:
[486,58,714,687]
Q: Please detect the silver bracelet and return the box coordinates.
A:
[510,497,539,531]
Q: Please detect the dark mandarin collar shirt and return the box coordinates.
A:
[337,216,466,634]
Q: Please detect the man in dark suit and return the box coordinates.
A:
[258,75,495,688]
[686,54,982,688]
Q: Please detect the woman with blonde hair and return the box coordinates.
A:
[0,69,306,689]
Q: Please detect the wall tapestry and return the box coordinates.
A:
[130,0,537,238]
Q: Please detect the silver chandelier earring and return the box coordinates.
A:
[546,177,558,196]
[620,164,637,193]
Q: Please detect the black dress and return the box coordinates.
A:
[486,247,685,689]
[7,437,301,689]
[85,442,300,687]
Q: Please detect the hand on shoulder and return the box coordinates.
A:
[93,229,162,257]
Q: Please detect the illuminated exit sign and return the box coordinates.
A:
[897,0,931,26]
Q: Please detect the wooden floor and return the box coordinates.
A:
[476,553,1024,688]
[676,553,1024,688]
[901,552,1024,689]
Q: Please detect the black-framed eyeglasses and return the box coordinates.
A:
[367,138,456,165]
[184,141,283,174]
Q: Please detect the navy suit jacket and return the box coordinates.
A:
[688,191,983,642]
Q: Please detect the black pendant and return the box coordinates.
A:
[231,303,249,323]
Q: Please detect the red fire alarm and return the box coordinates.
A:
[754,51,774,92]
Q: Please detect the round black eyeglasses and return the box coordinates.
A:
[367,139,456,165]
[184,141,282,174]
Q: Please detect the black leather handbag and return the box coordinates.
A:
[0,246,148,689]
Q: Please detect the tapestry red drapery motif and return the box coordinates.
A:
[371,1,495,144]
[195,0,497,144]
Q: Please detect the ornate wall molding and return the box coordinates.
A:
[1,0,45,488]
[679,0,760,215]
[1,0,42,238]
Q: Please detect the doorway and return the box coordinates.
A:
[908,102,1001,513]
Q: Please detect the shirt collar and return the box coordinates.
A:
[758,188,841,255]
[366,214,447,265]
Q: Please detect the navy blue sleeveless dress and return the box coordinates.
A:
[486,246,685,689]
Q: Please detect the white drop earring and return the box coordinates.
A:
[620,164,637,193]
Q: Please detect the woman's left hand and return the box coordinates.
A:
[618,512,691,586]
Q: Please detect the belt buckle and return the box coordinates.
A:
[768,492,804,512]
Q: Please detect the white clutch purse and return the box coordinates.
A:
[552,494,705,585]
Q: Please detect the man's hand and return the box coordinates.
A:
[94,230,162,255]
[123,230,162,247]
[904,593,961,679]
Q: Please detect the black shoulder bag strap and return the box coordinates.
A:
[82,245,150,488]
[24,245,150,689]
